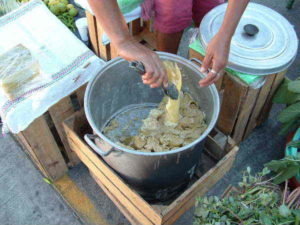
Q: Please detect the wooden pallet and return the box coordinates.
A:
[189,48,286,144]
[63,110,239,225]
[14,85,86,181]
[86,11,156,61]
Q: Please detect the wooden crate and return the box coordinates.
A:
[86,11,156,61]
[14,85,87,181]
[63,110,239,225]
[189,48,286,144]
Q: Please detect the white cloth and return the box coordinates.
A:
[0,0,105,133]
[75,0,142,45]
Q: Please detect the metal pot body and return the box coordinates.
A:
[84,52,220,200]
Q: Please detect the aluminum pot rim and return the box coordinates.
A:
[84,52,220,156]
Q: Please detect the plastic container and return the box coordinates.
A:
[75,17,89,42]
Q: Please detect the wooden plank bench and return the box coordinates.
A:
[14,85,87,180]
[63,110,239,225]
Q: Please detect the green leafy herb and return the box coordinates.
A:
[273,77,300,136]
[279,204,291,217]
[273,78,300,105]
[279,119,300,135]
[278,102,300,123]
[265,156,300,184]
[194,168,300,225]
[57,12,76,31]
[288,80,300,93]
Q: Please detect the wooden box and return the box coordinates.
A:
[63,110,239,225]
[189,48,286,144]
[86,11,156,61]
[14,85,86,180]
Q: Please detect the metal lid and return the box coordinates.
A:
[199,2,298,75]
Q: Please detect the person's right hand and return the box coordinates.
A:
[116,38,168,88]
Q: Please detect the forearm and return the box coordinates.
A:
[88,0,131,46]
[218,0,250,41]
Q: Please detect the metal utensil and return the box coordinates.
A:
[129,61,179,100]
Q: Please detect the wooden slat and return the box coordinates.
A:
[91,172,142,225]
[16,132,51,178]
[75,84,87,108]
[63,110,239,225]
[257,71,286,125]
[189,48,202,60]
[163,199,195,225]
[215,72,224,91]
[19,116,68,180]
[86,11,99,56]
[130,18,142,36]
[217,74,248,135]
[138,29,157,50]
[49,96,80,166]
[66,132,155,225]
[95,19,111,61]
[232,86,260,143]
[243,74,277,139]
[110,45,119,59]
[144,19,153,32]
[161,146,238,224]
[63,113,163,225]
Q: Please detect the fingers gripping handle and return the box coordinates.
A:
[84,134,114,156]
[128,60,179,100]
[190,58,212,75]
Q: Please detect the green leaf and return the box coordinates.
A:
[279,204,291,217]
[288,140,300,149]
[273,166,299,184]
[43,177,53,185]
[265,159,289,172]
[273,78,300,104]
[260,213,273,225]
[279,119,300,135]
[262,167,271,176]
[288,80,300,93]
[278,102,300,123]
[293,209,300,217]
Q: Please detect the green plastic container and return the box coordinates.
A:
[117,0,142,14]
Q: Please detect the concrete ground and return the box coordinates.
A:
[1,0,299,224]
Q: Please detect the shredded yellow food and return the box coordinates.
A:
[164,61,182,127]
[104,61,207,152]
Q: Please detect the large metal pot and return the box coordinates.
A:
[84,52,220,200]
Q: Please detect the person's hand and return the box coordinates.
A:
[199,33,231,87]
[116,38,168,88]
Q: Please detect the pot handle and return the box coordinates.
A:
[190,58,203,67]
[84,134,114,156]
[190,58,214,76]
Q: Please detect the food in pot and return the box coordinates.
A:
[103,62,207,152]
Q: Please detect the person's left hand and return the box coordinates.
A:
[199,33,231,87]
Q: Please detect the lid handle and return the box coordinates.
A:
[244,24,259,36]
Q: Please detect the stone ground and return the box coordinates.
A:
[0,0,299,224]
